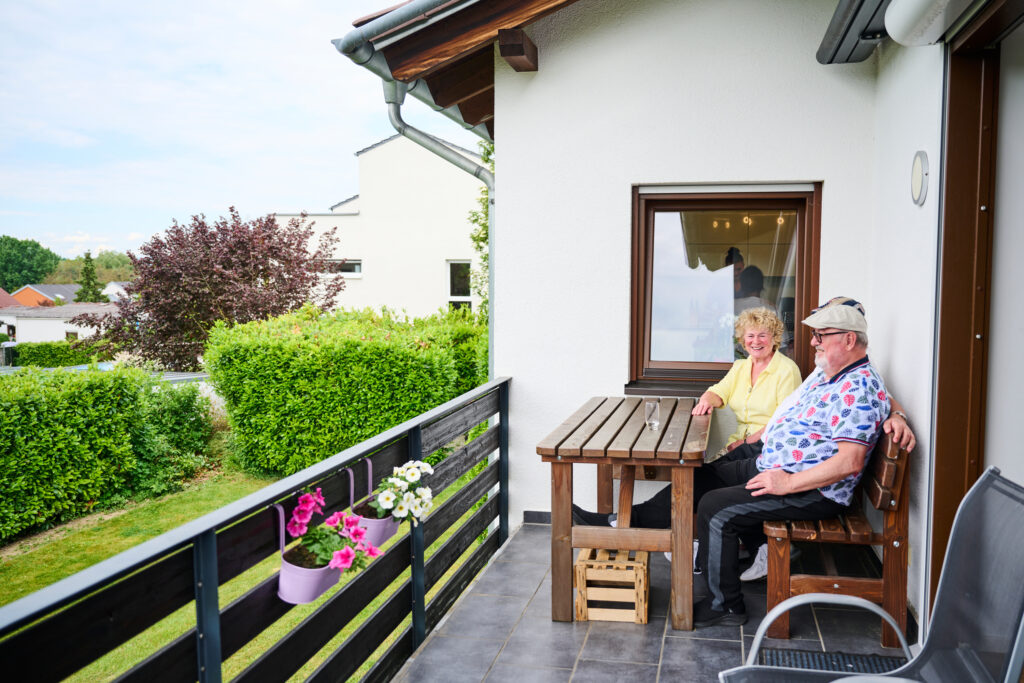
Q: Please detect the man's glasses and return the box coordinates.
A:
[812,330,848,344]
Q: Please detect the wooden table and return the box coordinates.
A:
[537,396,711,630]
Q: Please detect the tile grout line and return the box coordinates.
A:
[479,565,549,681]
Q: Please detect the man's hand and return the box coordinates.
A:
[746,469,793,497]
[883,414,915,452]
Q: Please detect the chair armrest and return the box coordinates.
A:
[746,593,912,665]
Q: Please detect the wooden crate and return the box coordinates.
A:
[574,548,649,624]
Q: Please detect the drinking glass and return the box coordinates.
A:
[644,399,660,431]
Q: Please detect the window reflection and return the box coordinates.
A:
[649,209,797,363]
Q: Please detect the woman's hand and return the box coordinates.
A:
[692,391,722,415]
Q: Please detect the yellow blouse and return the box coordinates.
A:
[708,351,802,445]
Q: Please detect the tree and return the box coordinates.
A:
[0,236,61,292]
[74,208,345,370]
[45,250,135,285]
[467,141,494,319]
[74,252,109,302]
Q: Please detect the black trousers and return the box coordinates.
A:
[629,442,845,611]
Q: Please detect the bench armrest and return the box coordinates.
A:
[746,593,912,666]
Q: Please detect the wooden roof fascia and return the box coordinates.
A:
[457,87,494,126]
[423,45,494,108]
[381,0,580,82]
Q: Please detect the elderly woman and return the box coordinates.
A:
[694,307,801,452]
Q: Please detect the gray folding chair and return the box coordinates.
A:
[719,467,1024,683]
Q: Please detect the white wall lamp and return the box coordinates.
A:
[911,150,929,206]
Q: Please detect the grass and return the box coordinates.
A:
[1,430,494,682]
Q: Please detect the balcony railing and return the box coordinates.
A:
[0,376,511,682]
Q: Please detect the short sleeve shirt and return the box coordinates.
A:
[756,356,890,505]
[708,351,802,444]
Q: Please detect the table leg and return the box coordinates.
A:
[597,464,613,514]
[670,467,694,630]
[617,465,635,528]
[551,462,573,621]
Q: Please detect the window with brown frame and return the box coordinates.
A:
[627,186,821,395]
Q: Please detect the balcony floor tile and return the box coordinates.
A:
[395,523,907,682]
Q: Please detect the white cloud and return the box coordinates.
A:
[0,0,483,257]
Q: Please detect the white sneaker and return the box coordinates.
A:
[740,543,768,582]
[610,516,617,528]
[663,541,700,573]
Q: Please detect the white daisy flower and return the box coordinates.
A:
[402,491,417,506]
[417,461,434,475]
[417,487,432,501]
[377,490,397,509]
[393,501,409,518]
[404,467,421,483]
[389,477,408,491]
[410,500,425,519]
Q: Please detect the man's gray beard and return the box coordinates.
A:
[814,354,828,371]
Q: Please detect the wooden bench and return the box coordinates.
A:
[763,432,911,648]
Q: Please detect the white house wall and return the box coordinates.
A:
[493,0,943,626]
[16,317,98,343]
[869,39,944,629]
[986,24,1024,485]
[280,135,483,318]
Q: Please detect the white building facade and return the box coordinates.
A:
[277,134,484,318]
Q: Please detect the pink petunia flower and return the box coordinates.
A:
[296,493,323,515]
[348,525,367,542]
[311,488,326,507]
[286,519,308,538]
[365,544,382,558]
[344,514,361,530]
[329,546,356,570]
[292,506,313,524]
[324,512,345,528]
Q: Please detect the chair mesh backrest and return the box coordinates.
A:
[914,470,1024,682]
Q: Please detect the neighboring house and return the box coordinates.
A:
[11,284,80,306]
[341,0,1024,642]
[102,281,131,301]
[277,134,484,317]
[0,303,112,343]
[0,288,20,308]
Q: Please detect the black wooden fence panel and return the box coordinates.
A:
[421,390,499,455]
[307,582,414,682]
[361,628,415,683]
[0,377,509,682]
[2,545,194,682]
[425,496,499,591]
[426,533,501,633]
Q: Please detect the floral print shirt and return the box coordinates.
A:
[756,356,890,505]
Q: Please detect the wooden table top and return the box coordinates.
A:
[537,396,711,462]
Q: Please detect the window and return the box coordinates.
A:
[326,259,362,276]
[65,331,78,341]
[448,261,471,311]
[628,187,820,393]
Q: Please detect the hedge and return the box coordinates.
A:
[205,305,487,475]
[0,367,212,540]
[13,340,99,367]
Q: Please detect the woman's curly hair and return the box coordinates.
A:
[734,307,784,352]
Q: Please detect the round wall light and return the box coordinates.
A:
[911,151,929,206]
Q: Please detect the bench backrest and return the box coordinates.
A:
[862,433,910,513]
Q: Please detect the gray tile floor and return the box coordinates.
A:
[395,524,907,683]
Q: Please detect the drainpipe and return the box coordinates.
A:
[332,0,491,140]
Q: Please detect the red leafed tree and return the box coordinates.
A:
[75,208,344,370]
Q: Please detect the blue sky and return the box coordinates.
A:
[0,1,480,258]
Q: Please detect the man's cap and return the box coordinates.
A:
[802,296,867,333]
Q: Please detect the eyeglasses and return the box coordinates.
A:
[811,330,848,344]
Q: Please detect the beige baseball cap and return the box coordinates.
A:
[802,296,867,333]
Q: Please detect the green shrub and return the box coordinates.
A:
[0,333,9,343]
[13,340,97,367]
[0,368,213,540]
[205,305,487,475]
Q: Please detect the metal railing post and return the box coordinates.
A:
[409,425,427,647]
[193,530,222,683]
[498,380,510,544]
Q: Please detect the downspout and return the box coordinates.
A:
[382,80,497,379]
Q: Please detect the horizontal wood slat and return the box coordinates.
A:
[557,397,622,456]
[536,397,605,455]
[306,583,413,683]
[682,412,712,459]
[429,426,499,494]
[424,45,493,108]
[425,497,499,591]
[607,401,649,458]
[656,398,695,459]
[422,390,499,455]
[818,517,848,542]
[582,398,641,457]
[790,520,818,541]
[790,575,883,603]
[572,527,671,553]
[424,462,499,547]
[631,398,677,458]
[1,545,194,682]
[361,629,414,683]
[764,520,789,538]
[425,533,500,632]
[234,536,411,682]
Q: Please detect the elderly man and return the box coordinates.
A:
[574,297,914,627]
